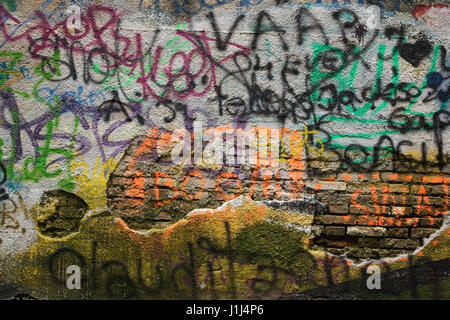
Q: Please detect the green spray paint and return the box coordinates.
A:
[0,0,17,12]
[22,118,74,190]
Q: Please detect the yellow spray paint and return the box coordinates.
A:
[71,153,118,209]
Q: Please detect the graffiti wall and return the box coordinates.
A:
[0,0,449,300]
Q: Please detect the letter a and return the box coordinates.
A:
[66,265,81,290]
[366,265,381,290]
[66,5,81,34]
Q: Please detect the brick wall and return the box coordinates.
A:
[107,130,448,259]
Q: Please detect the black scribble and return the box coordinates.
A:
[354,23,368,45]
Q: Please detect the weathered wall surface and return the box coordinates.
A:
[0,0,449,299]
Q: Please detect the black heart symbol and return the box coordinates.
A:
[399,39,432,67]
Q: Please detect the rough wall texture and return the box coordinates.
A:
[0,0,449,299]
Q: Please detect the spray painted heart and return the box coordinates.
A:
[399,39,432,67]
